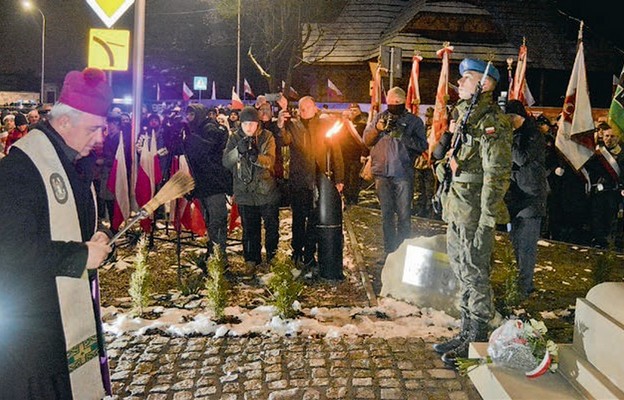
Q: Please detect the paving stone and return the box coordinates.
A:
[127,385,146,396]
[267,379,288,390]
[311,368,328,378]
[326,386,348,398]
[171,379,194,390]
[146,394,168,400]
[130,374,151,385]
[449,391,470,400]
[302,388,321,400]
[266,371,283,381]
[405,380,422,390]
[243,379,263,391]
[354,387,376,399]
[194,386,217,397]
[111,371,131,381]
[172,391,193,400]
[149,384,171,393]
[311,377,330,386]
[428,368,457,379]
[352,377,373,386]
[402,370,424,379]
[380,388,403,399]
[377,369,397,378]
[222,382,241,393]
[268,388,300,399]
[177,369,196,380]
[379,378,401,388]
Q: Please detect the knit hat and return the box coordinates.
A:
[14,113,28,127]
[239,106,259,123]
[58,68,113,117]
[505,99,528,118]
[536,114,552,126]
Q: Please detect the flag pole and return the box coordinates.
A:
[131,0,146,211]
[236,0,241,98]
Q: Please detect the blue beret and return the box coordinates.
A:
[459,59,500,82]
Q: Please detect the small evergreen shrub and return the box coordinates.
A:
[129,236,152,317]
[267,251,303,319]
[204,248,229,320]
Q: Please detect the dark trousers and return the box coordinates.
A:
[239,202,280,264]
[199,194,228,256]
[375,176,413,253]
[343,156,362,205]
[413,167,435,218]
[510,216,542,295]
[290,187,318,262]
[590,191,619,248]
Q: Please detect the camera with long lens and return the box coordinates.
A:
[383,113,398,130]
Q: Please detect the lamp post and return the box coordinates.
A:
[22,0,45,104]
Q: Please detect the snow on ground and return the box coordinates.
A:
[103,297,458,341]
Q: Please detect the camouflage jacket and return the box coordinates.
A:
[436,94,512,227]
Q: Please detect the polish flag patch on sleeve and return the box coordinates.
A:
[485,126,496,135]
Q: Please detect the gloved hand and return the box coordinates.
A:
[247,142,259,163]
[237,136,250,154]
[472,225,493,249]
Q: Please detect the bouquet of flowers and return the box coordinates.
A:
[456,318,559,378]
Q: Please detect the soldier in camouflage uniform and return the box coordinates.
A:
[431,59,512,368]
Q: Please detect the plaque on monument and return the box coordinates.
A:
[380,235,460,317]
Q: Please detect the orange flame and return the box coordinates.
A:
[325,121,343,138]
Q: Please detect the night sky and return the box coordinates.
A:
[0,0,622,98]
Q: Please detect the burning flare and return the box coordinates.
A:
[325,121,344,138]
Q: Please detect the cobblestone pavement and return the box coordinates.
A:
[106,334,481,400]
[104,203,482,399]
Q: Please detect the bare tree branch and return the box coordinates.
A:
[247,46,271,78]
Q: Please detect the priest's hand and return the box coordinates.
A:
[86,234,112,269]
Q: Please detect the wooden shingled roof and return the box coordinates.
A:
[302,0,622,72]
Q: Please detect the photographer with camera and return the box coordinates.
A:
[363,87,427,255]
[223,107,280,272]
[184,104,233,259]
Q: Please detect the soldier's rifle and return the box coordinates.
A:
[432,61,492,215]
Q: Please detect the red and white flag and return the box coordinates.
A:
[231,87,244,110]
[327,78,343,99]
[168,156,206,236]
[429,44,454,159]
[211,81,217,100]
[182,81,194,101]
[243,78,254,98]
[106,134,130,231]
[510,44,528,103]
[555,26,595,171]
[368,62,382,124]
[281,80,299,100]
[135,134,163,232]
[406,53,422,114]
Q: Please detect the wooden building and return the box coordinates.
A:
[294,0,623,108]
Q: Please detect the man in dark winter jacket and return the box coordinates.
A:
[184,104,233,257]
[504,100,547,297]
[278,96,344,269]
[363,87,428,254]
[223,106,280,269]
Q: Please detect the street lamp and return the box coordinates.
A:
[22,0,45,104]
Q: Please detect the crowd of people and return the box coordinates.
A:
[0,61,623,392]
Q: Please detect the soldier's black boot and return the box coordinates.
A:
[433,314,470,354]
[441,319,489,369]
